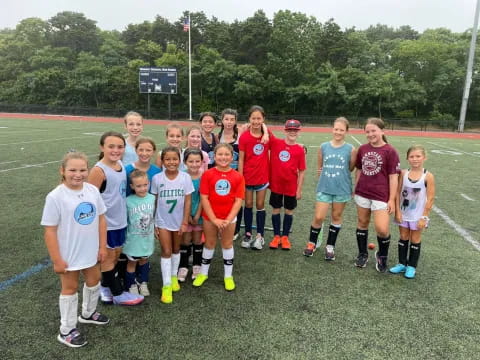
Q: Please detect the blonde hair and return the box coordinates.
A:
[135,136,156,151]
[60,151,88,182]
[334,117,349,131]
[129,169,148,182]
[124,111,143,124]
[214,143,234,156]
[166,123,184,136]
[406,145,426,158]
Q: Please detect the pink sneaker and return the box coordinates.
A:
[113,291,144,306]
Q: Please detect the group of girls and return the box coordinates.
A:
[42,109,435,349]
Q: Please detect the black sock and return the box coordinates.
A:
[377,235,391,257]
[408,242,422,268]
[193,244,203,266]
[282,214,293,236]
[326,224,341,247]
[179,245,191,268]
[235,206,243,235]
[244,207,253,234]
[309,226,321,245]
[356,229,368,254]
[102,269,123,296]
[398,239,409,265]
[115,253,127,282]
[272,214,281,236]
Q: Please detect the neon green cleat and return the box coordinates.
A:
[161,285,173,304]
[224,276,236,291]
[171,276,181,292]
[192,274,208,287]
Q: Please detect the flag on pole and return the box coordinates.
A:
[183,18,190,32]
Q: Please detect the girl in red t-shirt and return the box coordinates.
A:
[193,143,245,291]
[354,118,400,272]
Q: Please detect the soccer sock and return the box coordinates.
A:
[377,235,391,257]
[222,247,234,278]
[200,247,214,276]
[244,207,253,234]
[103,269,123,296]
[137,262,150,283]
[272,214,281,236]
[193,244,203,266]
[115,253,127,282]
[235,206,243,235]
[326,224,342,247]
[59,293,78,335]
[356,229,368,254]
[408,242,422,268]
[82,282,100,319]
[256,209,266,236]
[179,245,191,268]
[309,226,322,246]
[171,253,181,278]
[282,214,293,237]
[160,257,172,286]
[125,271,136,290]
[398,239,409,265]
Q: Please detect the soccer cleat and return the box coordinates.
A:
[113,291,144,306]
[280,236,291,250]
[171,276,181,292]
[241,232,252,248]
[389,264,407,274]
[355,253,369,268]
[404,266,416,279]
[78,311,110,325]
[177,267,189,283]
[375,251,388,273]
[192,274,208,287]
[324,245,335,261]
[303,242,316,257]
[128,284,139,295]
[161,285,173,304]
[138,282,150,296]
[99,286,113,305]
[191,265,201,280]
[269,235,281,249]
[57,328,87,348]
[251,235,265,250]
[224,277,236,291]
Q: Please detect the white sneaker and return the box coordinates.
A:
[177,267,188,282]
[192,265,201,280]
[241,233,252,248]
[138,282,150,296]
[100,286,113,304]
[233,233,239,241]
[251,235,264,250]
[128,284,139,295]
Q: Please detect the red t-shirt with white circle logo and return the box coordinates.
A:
[238,130,270,185]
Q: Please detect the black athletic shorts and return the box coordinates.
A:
[269,191,297,210]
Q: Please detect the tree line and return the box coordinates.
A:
[0,10,478,125]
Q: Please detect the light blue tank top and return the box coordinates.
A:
[316,142,353,196]
[122,142,138,165]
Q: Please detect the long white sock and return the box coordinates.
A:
[161,257,171,286]
[200,248,214,276]
[171,253,180,278]
[82,282,100,319]
[222,247,234,278]
[59,293,78,335]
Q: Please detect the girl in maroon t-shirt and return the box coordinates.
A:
[354,118,400,272]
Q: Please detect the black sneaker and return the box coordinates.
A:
[355,253,368,268]
[57,328,87,348]
[78,311,110,325]
[375,251,388,273]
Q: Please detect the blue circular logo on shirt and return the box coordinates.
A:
[253,144,264,155]
[215,179,231,196]
[208,151,215,164]
[279,150,290,162]
[119,180,127,197]
[74,202,96,225]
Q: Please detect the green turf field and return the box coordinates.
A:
[0,117,479,359]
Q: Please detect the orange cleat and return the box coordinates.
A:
[269,235,281,249]
[280,236,291,250]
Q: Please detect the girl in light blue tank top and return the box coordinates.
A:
[303,118,357,261]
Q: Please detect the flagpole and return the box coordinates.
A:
[188,13,192,120]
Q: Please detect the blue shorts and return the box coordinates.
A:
[316,192,351,203]
[107,228,126,249]
[246,183,269,192]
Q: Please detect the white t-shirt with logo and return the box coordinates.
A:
[41,183,107,271]
[151,171,194,231]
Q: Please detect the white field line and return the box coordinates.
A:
[432,205,480,251]
[0,160,19,165]
[0,136,90,146]
[350,135,362,145]
[427,142,480,158]
[460,193,475,201]
[0,154,97,173]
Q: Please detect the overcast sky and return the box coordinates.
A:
[1,0,477,33]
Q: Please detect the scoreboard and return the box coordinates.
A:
[139,67,177,94]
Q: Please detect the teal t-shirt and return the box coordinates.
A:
[123,193,155,257]
[190,176,203,224]
[316,142,354,196]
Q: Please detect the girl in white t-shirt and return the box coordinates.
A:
[41,151,109,348]
[151,146,194,303]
